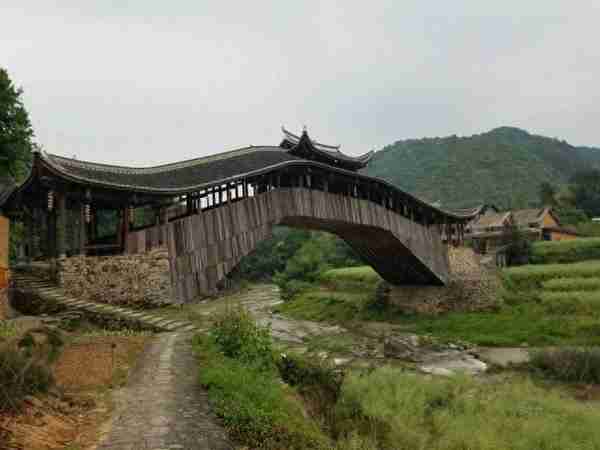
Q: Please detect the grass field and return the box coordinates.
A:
[336,367,600,450]
[197,305,600,450]
[530,238,600,264]
[502,260,600,291]
[276,259,600,346]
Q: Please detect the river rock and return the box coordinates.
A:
[384,334,424,362]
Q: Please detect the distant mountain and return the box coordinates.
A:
[363,127,600,209]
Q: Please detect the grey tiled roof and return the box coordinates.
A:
[41,146,303,192]
[281,127,374,167]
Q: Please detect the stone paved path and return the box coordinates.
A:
[96,332,232,450]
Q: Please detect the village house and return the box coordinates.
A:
[466,206,578,255]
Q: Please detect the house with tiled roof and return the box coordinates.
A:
[512,207,578,241]
[466,206,578,255]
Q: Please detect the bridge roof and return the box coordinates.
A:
[280,127,373,170]
[2,129,481,223]
[37,146,302,192]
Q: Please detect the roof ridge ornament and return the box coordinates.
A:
[280,126,373,171]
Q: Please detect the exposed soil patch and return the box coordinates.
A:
[53,335,148,390]
[1,333,150,450]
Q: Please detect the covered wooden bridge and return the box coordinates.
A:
[1,128,480,302]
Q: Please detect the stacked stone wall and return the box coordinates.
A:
[383,246,501,315]
[57,248,172,308]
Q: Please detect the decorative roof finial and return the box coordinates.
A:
[303,125,307,133]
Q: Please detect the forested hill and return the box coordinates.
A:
[363,127,600,209]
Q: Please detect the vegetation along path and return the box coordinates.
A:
[95,331,232,450]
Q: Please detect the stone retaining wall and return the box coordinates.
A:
[57,248,172,307]
[382,247,501,315]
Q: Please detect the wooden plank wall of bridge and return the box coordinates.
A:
[166,188,450,303]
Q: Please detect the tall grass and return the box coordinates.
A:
[530,238,600,264]
[530,347,600,384]
[542,277,600,292]
[540,291,600,315]
[336,367,600,450]
[0,342,54,412]
[503,261,600,291]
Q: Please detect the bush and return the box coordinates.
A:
[542,277,600,292]
[503,261,600,291]
[530,238,600,264]
[319,266,382,291]
[335,366,600,449]
[277,353,341,398]
[195,338,330,448]
[274,278,314,301]
[530,347,600,383]
[576,222,600,238]
[211,306,274,370]
[0,343,54,412]
[273,232,363,296]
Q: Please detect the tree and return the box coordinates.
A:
[570,170,600,218]
[0,67,34,181]
[502,224,531,266]
[538,182,557,206]
[1,68,35,263]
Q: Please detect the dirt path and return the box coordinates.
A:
[95,332,232,450]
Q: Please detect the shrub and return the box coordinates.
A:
[0,343,54,412]
[195,336,330,449]
[211,306,274,369]
[542,277,600,292]
[530,347,600,383]
[274,278,314,301]
[278,353,341,399]
[319,266,382,291]
[530,237,600,264]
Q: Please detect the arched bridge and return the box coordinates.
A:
[1,127,480,303]
[167,183,455,302]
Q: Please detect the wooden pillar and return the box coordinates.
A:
[159,207,167,245]
[121,207,130,253]
[23,213,33,263]
[31,208,41,259]
[39,210,47,258]
[56,193,67,259]
[46,208,55,259]
[78,202,87,255]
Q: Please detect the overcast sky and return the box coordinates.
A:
[3,1,599,165]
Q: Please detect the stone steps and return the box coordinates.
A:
[10,272,202,334]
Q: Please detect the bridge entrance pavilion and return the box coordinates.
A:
[1,128,478,303]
